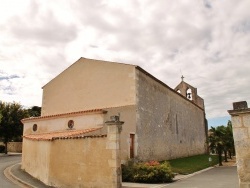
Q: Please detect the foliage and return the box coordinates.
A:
[122,160,174,183]
[224,121,235,159]
[27,106,41,117]
[168,154,218,174]
[0,145,5,153]
[0,101,29,153]
[208,121,235,166]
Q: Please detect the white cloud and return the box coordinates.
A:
[0,0,250,119]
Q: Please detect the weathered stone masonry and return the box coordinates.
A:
[135,69,207,161]
[228,101,250,188]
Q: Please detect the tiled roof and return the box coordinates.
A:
[23,127,105,141]
[22,109,107,123]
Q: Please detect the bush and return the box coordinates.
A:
[122,160,174,183]
[0,145,5,153]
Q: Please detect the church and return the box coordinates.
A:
[21,57,207,187]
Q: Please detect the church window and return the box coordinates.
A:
[186,88,192,100]
[68,120,74,129]
[33,124,38,132]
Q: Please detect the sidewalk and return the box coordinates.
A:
[0,152,22,156]
[6,163,171,188]
[5,162,214,188]
[4,155,237,188]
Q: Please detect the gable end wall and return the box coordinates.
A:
[41,58,136,116]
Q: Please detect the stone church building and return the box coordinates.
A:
[21,57,207,187]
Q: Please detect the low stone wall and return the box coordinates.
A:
[0,142,22,153]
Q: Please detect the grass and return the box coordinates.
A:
[166,154,219,175]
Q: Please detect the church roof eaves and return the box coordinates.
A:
[135,66,204,111]
[22,109,107,123]
[23,127,105,141]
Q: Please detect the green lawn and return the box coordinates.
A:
[166,154,219,175]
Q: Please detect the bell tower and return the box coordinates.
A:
[174,76,204,109]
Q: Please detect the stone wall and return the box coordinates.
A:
[136,69,207,161]
[7,142,22,152]
[228,101,250,188]
[0,142,22,153]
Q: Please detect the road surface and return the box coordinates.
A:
[165,166,239,188]
[0,154,21,188]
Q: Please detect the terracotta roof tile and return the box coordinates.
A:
[22,109,107,123]
[23,127,105,141]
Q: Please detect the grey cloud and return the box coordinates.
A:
[233,20,250,33]
[1,0,250,119]
[0,75,20,80]
[0,71,20,80]
[89,45,98,48]
[203,0,212,9]
[7,3,78,46]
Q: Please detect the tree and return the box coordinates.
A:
[27,106,41,117]
[208,121,235,166]
[224,120,235,159]
[0,101,29,154]
[208,126,225,166]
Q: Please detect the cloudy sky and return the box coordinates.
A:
[0,0,249,127]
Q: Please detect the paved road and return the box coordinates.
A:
[165,166,239,188]
[0,154,21,188]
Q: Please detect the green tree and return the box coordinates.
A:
[208,126,225,166]
[208,122,235,165]
[225,120,235,159]
[0,101,29,154]
[27,106,41,117]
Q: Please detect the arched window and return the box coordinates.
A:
[186,88,192,100]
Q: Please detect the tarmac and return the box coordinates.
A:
[2,153,238,188]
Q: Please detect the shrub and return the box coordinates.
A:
[122,160,174,183]
[0,145,5,153]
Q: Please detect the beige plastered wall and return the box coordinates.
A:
[22,138,51,184]
[21,111,123,187]
[104,105,136,162]
[41,58,136,116]
[22,112,105,136]
[48,137,114,188]
[136,69,206,161]
[22,136,119,188]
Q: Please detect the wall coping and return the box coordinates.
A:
[228,108,250,116]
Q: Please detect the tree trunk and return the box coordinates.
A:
[229,150,232,159]
[4,142,7,154]
[218,150,223,166]
[224,150,228,162]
